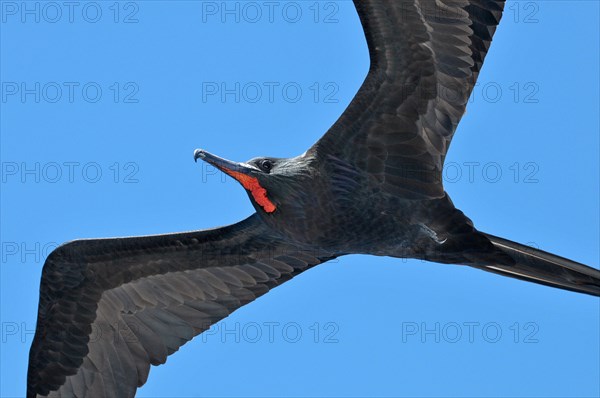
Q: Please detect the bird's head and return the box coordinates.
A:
[194,148,313,215]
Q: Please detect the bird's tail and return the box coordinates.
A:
[474,233,600,297]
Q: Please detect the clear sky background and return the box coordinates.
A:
[1,1,599,397]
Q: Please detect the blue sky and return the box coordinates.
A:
[1,1,599,397]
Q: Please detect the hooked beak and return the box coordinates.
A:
[193,149,256,175]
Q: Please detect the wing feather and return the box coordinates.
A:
[312,0,505,199]
[27,214,337,397]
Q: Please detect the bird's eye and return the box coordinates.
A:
[259,159,273,173]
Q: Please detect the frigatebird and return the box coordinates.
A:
[27,1,600,397]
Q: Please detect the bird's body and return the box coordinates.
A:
[203,150,485,263]
[26,1,600,397]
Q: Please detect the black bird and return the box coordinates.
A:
[28,1,600,397]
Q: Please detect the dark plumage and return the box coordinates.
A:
[27,1,600,397]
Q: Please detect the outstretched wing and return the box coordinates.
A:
[27,214,336,398]
[312,0,505,199]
